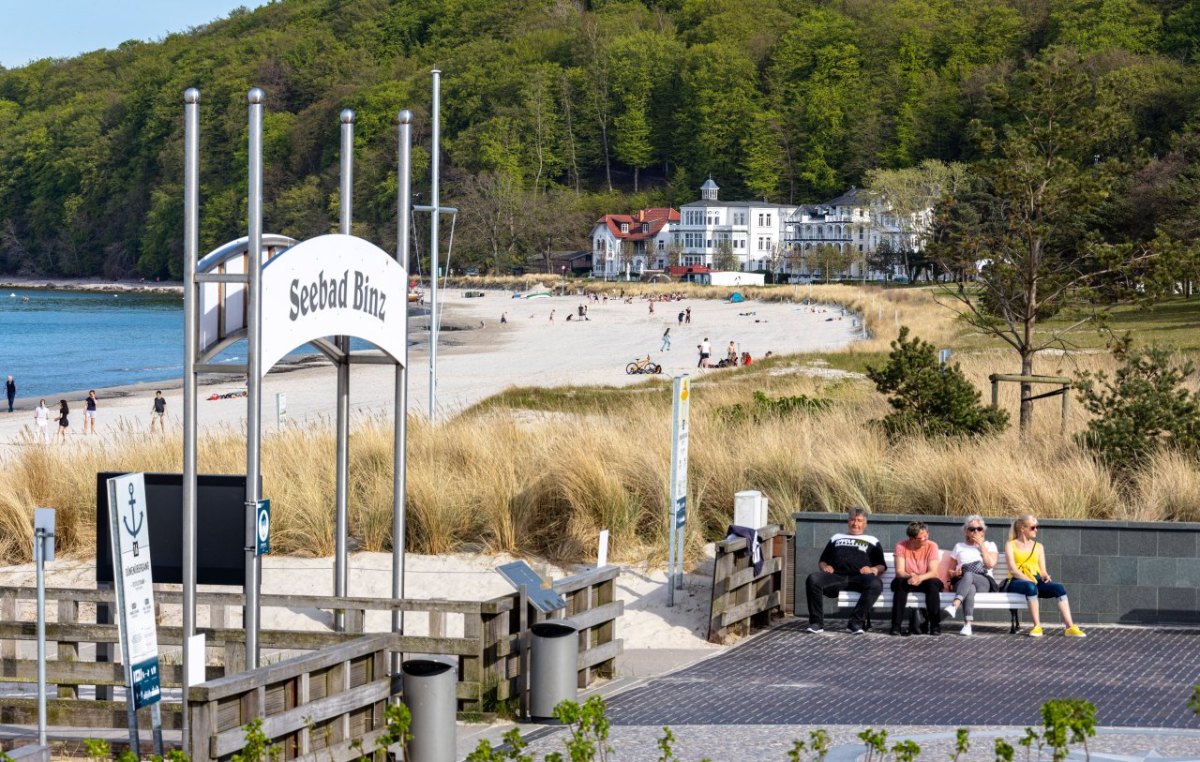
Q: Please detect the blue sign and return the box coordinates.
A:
[673,496,687,529]
[130,656,161,708]
[255,499,271,556]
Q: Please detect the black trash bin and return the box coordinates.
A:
[401,659,456,762]
[529,621,579,721]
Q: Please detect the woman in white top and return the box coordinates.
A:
[942,514,998,636]
[33,399,49,443]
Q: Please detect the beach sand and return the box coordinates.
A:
[0,287,857,447]
[0,287,858,653]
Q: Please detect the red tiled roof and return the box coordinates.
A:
[595,207,679,242]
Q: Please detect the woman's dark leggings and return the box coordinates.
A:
[890,577,943,631]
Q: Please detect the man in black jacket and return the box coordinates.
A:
[805,507,886,634]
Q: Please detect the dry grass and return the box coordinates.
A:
[1,285,1196,567]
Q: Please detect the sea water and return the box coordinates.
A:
[0,288,185,399]
[0,288,422,400]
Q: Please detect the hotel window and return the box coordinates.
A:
[766,214,772,226]
[620,223,628,233]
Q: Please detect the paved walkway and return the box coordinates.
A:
[509,622,1200,761]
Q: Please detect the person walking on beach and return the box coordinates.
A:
[84,390,97,434]
[549,309,555,324]
[677,311,684,326]
[5,375,14,412]
[54,400,69,442]
[698,337,711,368]
[661,327,672,352]
[150,390,166,433]
[33,399,49,443]
[685,307,691,324]
[649,301,655,315]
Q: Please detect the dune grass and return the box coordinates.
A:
[2,284,1199,568]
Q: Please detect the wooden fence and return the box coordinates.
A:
[0,565,622,737]
[188,633,395,762]
[707,525,792,643]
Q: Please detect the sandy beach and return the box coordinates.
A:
[0,286,859,653]
[0,287,858,449]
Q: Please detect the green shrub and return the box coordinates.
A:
[1075,338,1200,469]
[716,390,831,425]
[866,326,1008,438]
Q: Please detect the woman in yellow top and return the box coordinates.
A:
[1005,515,1086,638]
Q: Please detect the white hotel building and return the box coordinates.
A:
[591,179,928,279]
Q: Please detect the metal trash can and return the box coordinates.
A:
[401,659,456,762]
[529,620,579,721]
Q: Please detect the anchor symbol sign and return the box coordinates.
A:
[123,482,145,556]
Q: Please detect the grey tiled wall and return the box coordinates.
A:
[792,512,1200,626]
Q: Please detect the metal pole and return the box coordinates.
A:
[35,526,46,747]
[429,69,441,421]
[244,87,264,670]
[394,109,413,671]
[181,86,200,750]
[334,109,354,631]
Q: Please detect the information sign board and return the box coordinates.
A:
[496,561,566,614]
[255,499,271,556]
[107,473,161,709]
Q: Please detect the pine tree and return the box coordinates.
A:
[866,327,1009,438]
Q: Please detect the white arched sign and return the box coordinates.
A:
[260,233,407,374]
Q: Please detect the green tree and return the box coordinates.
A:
[807,243,851,283]
[1074,337,1200,470]
[864,159,971,281]
[866,326,1009,438]
[930,47,1153,434]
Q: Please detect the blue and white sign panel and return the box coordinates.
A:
[260,234,407,374]
[106,473,161,709]
[255,499,271,556]
[669,376,690,525]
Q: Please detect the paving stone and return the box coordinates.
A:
[602,623,1200,729]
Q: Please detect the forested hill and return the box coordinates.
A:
[0,0,1198,279]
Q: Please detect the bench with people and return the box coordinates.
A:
[804,508,1087,638]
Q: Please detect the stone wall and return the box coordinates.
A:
[792,512,1200,626]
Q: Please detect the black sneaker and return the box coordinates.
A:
[848,625,866,635]
[806,624,825,634]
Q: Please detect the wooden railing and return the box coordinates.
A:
[707,525,792,644]
[188,633,395,762]
[0,565,623,733]
[484,565,623,716]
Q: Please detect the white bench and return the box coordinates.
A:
[836,551,1028,633]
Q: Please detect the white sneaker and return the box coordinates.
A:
[960,623,973,636]
[943,604,958,620]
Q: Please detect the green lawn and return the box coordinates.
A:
[939,293,1200,354]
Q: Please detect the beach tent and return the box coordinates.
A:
[729,292,745,303]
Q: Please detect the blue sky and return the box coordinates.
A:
[0,1,269,69]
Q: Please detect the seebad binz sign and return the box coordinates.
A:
[106,473,162,710]
[260,234,407,372]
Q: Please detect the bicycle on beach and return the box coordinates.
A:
[626,356,663,375]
